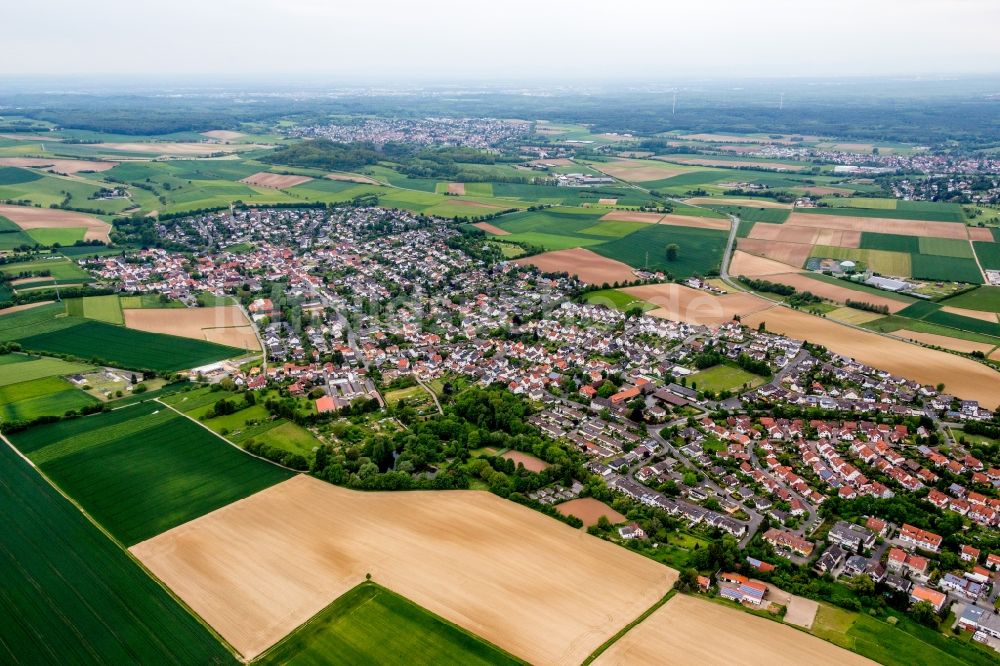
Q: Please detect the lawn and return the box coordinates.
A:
[942,286,1000,312]
[25,227,87,247]
[489,241,526,258]
[255,583,523,666]
[0,354,94,387]
[232,419,321,457]
[583,288,654,312]
[0,376,99,422]
[11,319,242,372]
[0,256,92,281]
[690,364,766,393]
[8,401,293,545]
[0,441,236,665]
[385,384,430,406]
[809,603,997,666]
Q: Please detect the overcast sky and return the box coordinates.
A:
[4,0,999,80]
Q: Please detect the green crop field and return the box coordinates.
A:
[0,256,92,281]
[707,205,790,224]
[818,197,897,209]
[0,354,94,387]
[690,364,766,393]
[974,241,1000,270]
[910,254,982,284]
[578,220,649,237]
[0,166,43,185]
[898,299,1000,337]
[10,318,241,372]
[64,294,125,324]
[0,441,236,664]
[917,237,974,258]
[583,289,654,312]
[593,225,727,278]
[942,286,1000,312]
[859,232,919,253]
[0,376,99,422]
[25,227,87,246]
[797,205,964,223]
[256,583,523,666]
[8,401,293,545]
[897,301,942,319]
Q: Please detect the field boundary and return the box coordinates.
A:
[251,580,528,665]
[155,398,304,474]
[581,589,677,665]
[0,428,242,662]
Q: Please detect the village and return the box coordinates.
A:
[81,205,1000,649]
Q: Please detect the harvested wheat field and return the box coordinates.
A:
[515,248,636,285]
[737,238,812,268]
[597,198,618,205]
[200,130,245,141]
[201,326,260,351]
[659,214,731,231]
[131,475,675,663]
[0,157,118,174]
[239,172,313,189]
[969,227,995,242]
[785,212,969,240]
[757,273,909,313]
[622,283,771,326]
[594,594,873,666]
[898,330,996,355]
[472,221,509,235]
[124,306,260,350]
[446,182,466,195]
[592,160,688,183]
[684,197,791,209]
[659,156,805,171]
[728,250,800,277]
[601,211,663,224]
[748,222,818,245]
[0,204,111,243]
[742,306,1000,408]
[555,498,625,527]
[502,450,549,472]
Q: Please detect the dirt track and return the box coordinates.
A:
[594,594,874,666]
[130,476,676,663]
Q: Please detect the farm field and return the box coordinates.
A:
[8,401,293,545]
[0,354,93,387]
[131,474,676,662]
[554,497,626,527]
[809,603,997,666]
[593,594,872,666]
[691,364,767,393]
[256,583,522,666]
[0,256,92,282]
[0,302,244,372]
[0,440,236,665]
[942,286,1000,312]
[621,283,772,326]
[0,204,112,243]
[501,449,550,472]
[514,248,636,285]
[0,375,99,422]
[750,273,912,313]
[583,288,655,312]
[123,305,261,351]
[741,306,1000,408]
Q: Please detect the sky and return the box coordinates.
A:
[4,0,999,81]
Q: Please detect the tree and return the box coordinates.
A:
[909,601,939,627]
[665,243,680,262]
